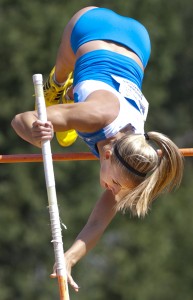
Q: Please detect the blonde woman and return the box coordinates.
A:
[11,6,184,292]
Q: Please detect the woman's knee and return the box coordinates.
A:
[59,6,97,59]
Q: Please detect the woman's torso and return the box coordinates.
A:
[76,40,144,71]
[68,7,150,156]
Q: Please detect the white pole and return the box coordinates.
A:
[33,74,70,300]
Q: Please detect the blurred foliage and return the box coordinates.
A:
[1,0,193,299]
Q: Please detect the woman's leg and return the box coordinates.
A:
[43,6,97,147]
[54,6,97,83]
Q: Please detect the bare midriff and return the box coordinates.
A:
[76,40,144,71]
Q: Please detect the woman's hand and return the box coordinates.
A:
[49,190,117,292]
[32,120,54,145]
[50,258,80,292]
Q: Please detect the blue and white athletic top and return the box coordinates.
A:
[73,78,149,157]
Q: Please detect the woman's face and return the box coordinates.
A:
[100,154,133,197]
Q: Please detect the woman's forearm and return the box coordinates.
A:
[11,111,54,148]
[65,222,104,267]
[65,190,117,266]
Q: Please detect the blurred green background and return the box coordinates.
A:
[1,0,193,299]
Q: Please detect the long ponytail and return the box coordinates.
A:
[113,132,184,217]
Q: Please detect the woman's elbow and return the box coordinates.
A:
[11,113,21,132]
[11,112,29,140]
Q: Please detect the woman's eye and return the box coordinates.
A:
[112,179,122,188]
[112,179,118,185]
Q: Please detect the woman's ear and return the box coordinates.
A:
[105,149,112,160]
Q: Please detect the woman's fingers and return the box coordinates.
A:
[68,274,80,293]
[50,269,80,292]
[32,120,54,141]
[50,272,57,279]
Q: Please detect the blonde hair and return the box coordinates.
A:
[112,132,184,217]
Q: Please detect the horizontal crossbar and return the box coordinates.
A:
[0,148,193,163]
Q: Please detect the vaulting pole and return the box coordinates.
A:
[33,74,70,300]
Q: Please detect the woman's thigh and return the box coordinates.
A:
[55,6,97,77]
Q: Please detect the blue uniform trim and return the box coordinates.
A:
[77,129,106,158]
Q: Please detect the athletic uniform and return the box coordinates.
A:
[70,7,151,157]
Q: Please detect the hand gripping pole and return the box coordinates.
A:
[33,74,70,300]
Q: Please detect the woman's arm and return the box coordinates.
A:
[66,189,117,263]
[11,103,93,148]
[51,189,117,291]
[11,111,54,148]
[11,90,119,147]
